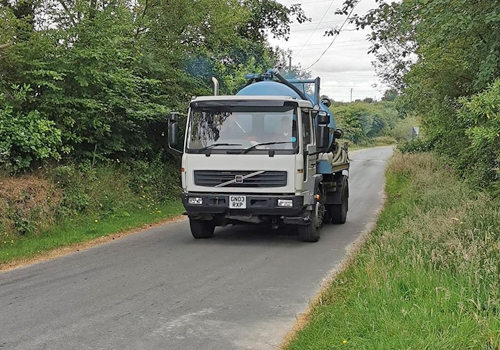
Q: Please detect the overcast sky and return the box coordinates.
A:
[268,0,387,102]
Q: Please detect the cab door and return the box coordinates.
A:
[301,109,317,200]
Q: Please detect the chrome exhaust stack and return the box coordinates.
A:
[211,77,219,96]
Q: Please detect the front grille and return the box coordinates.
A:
[194,170,287,188]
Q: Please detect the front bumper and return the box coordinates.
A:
[182,193,304,217]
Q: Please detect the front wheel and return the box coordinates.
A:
[189,218,215,239]
[298,201,323,242]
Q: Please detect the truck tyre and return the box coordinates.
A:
[298,200,323,243]
[189,218,215,239]
[330,177,348,224]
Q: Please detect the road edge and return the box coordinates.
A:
[0,215,187,274]
[278,189,388,350]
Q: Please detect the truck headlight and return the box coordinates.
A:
[188,197,203,205]
[278,199,293,207]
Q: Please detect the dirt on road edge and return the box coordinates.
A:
[0,215,186,274]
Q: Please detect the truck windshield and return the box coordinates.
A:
[186,105,298,153]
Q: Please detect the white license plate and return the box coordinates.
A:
[229,195,246,209]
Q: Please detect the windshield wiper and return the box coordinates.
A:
[196,143,242,153]
[242,141,293,154]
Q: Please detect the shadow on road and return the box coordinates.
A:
[189,224,304,246]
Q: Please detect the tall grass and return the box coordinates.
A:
[0,158,184,266]
[0,200,183,266]
[286,152,500,350]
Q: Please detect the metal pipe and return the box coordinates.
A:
[211,77,219,96]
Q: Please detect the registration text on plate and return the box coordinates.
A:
[229,195,246,209]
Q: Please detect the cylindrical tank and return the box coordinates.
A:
[237,79,337,148]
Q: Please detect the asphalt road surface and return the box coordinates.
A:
[0,146,393,350]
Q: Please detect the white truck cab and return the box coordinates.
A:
[169,70,349,242]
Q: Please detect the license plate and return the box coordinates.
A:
[229,195,246,209]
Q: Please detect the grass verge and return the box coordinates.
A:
[0,200,184,268]
[284,151,500,349]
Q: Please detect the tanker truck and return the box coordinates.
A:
[168,69,349,242]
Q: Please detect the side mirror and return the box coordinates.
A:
[320,98,331,107]
[333,128,343,139]
[168,122,179,146]
[317,125,330,151]
[167,112,182,153]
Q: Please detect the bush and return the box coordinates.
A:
[49,156,181,219]
[0,88,62,171]
[387,116,421,142]
[125,155,182,203]
[0,175,61,236]
[397,137,434,154]
[456,79,500,193]
[51,162,137,218]
[371,136,397,145]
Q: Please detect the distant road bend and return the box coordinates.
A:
[0,146,393,350]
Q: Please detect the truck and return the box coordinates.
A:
[168,69,349,242]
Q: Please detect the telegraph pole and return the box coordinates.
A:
[350,88,353,102]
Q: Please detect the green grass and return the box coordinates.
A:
[0,200,184,266]
[285,152,500,350]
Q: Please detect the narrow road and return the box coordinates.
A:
[0,147,393,350]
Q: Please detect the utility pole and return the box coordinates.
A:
[350,88,353,102]
[288,55,292,72]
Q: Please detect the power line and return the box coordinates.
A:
[285,39,367,49]
[291,43,369,51]
[290,19,347,27]
[292,26,357,33]
[292,0,336,59]
[290,0,337,4]
[305,1,360,70]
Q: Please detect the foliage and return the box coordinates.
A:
[397,137,434,154]
[336,0,500,192]
[382,88,398,102]
[50,158,181,218]
[387,115,420,142]
[330,100,399,144]
[125,155,182,203]
[239,0,310,42]
[0,87,62,171]
[0,0,305,170]
[456,79,500,193]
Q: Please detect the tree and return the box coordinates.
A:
[272,47,311,80]
[0,0,308,170]
[336,0,500,189]
[382,89,398,102]
[239,0,310,42]
[331,101,398,143]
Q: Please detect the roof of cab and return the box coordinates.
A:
[190,95,312,108]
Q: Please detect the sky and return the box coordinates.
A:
[268,0,387,102]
